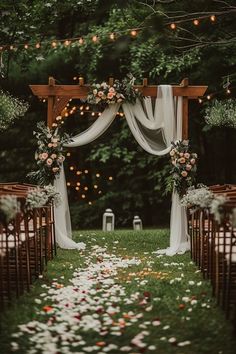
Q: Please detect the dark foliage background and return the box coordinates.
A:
[0,0,235,229]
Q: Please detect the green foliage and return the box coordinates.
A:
[205,99,236,129]
[0,91,29,131]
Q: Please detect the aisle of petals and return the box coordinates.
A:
[11,244,204,354]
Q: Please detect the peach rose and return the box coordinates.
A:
[48,143,53,148]
[181,171,188,177]
[46,158,53,166]
[179,152,184,157]
[52,143,58,148]
[190,158,196,165]
[41,152,48,160]
[107,92,114,99]
[51,154,57,159]
[186,164,192,171]
[184,153,190,159]
[109,87,115,93]
[98,91,104,97]
[179,157,186,164]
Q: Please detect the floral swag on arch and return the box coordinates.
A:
[30,76,197,255]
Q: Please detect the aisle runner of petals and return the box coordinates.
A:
[11,245,195,354]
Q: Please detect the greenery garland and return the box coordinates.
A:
[205,99,236,129]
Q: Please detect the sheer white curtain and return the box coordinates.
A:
[53,104,120,249]
[54,86,189,255]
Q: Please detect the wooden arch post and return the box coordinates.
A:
[30,77,207,139]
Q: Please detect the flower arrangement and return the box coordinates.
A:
[87,74,142,108]
[26,185,61,210]
[28,121,71,185]
[0,90,29,132]
[0,195,20,224]
[166,140,198,197]
[181,185,214,211]
[205,99,236,129]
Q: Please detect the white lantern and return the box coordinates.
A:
[102,208,115,231]
[133,215,142,230]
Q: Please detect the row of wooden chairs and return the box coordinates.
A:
[0,183,56,310]
[188,184,236,327]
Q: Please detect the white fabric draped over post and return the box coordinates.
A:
[54,85,189,255]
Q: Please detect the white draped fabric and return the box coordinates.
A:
[54,85,189,255]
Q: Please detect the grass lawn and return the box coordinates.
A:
[0,229,236,354]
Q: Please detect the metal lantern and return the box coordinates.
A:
[102,208,115,231]
[133,215,142,230]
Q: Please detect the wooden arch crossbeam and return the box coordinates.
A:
[30,77,207,139]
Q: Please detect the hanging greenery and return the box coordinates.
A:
[205,99,236,129]
[0,91,29,132]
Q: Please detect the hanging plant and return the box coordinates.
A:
[165,140,198,198]
[0,90,29,132]
[205,99,236,128]
[87,74,142,108]
[27,121,72,186]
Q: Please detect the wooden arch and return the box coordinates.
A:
[30,77,207,139]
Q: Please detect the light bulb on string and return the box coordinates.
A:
[80,111,84,116]
[80,105,84,110]
[92,35,99,43]
[82,194,86,199]
[170,23,176,30]
[76,186,80,191]
[198,98,203,104]
[76,182,81,186]
[10,45,14,50]
[91,112,95,116]
[108,176,113,181]
[78,37,84,45]
[94,185,98,189]
[226,88,231,94]
[210,15,216,22]
[130,29,137,37]
[73,76,77,81]
[110,32,115,40]
[76,171,82,175]
[51,41,57,48]
[24,44,29,49]
[66,152,71,157]
[66,182,71,186]
[96,173,100,178]
[35,42,41,49]
[207,94,211,100]
[88,201,92,205]
[70,166,75,171]
[193,19,199,26]
[84,169,88,174]
[64,40,70,46]
[84,186,88,191]
[85,106,89,110]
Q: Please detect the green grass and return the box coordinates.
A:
[0,229,236,354]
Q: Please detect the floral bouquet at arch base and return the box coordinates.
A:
[166,140,198,198]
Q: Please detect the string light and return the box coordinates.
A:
[98,191,102,194]
[210,15,216,22]
[76,171,82,175]
[81,194,86,199]
[51,41,57,48]
[66,182,71,186]
[207,95,211,100]
[24,44,29,49]
[108,176,113,181]
[92,35,99,43]
[198,98,203,103]
[10,45,14,50]
[226,88,231,94]
[76,186,80,191]
[70,166,75,171]
[64,40,70,46]
[84,170,88,174]
[35,42,41,48]
[78,37,84,45]
[73,76,77,81]
[80,111,84,116]
[96,173,100,177]
[130,29,137,37]
[88,201,92,205]
[76,182,81,186]
[84,186,88,191]
[193,19,199,26]
[94,185,98,189]
[110,32,115,40]
[170,23,176,30]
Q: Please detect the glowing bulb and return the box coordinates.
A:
[92,35,98,43]
[198,98,203,103]
[207,95,211,100]
[94,185,98,189]
[108,176,113,181]
[193,19,199,26]
[210,15,216,22]
[76,186,79,191]
[51,41,57,48]
[88,201,92,205]
[130,30,137,37]
[96,173,100,178]
[76,171,82,175]
[64,40,70,46]
[84,186,88,191]
[80,111,84,115]
[10,45,14,50]
[110,32,115,40]
[84,170,88,174]
[66,152,71,157]
[82,194,86,199]
[78,37,84,45]
[80,106,84,110]
[170,23,176,30]
[35,42,41,48]
[70,166,75,171]
[91,112,95,116]
[66,182,71,186]
[98,112,101,116]
[98,190,102,194]
[119,112,124,117]
[24,44,29,49]
[73,76,77,81]
[85,106,89,110]
[65,112,69,117]
[42,99,46,103]
[76,182,81,186]
[226,88,231,94]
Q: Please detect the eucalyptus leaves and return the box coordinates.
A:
[0,91,29,132]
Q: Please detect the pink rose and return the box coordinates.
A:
[98,91,104,97]
[51,154,57,159]
[190,158,196,165]
[41,153,48,160]
[46,158,53,166]
[184,153,190,159]
[52,167,59,173]
[181,171,188,177]
[107,92,114,99]
[186,164,192,171]
[48,143,53,148]
[179,157,186,164]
